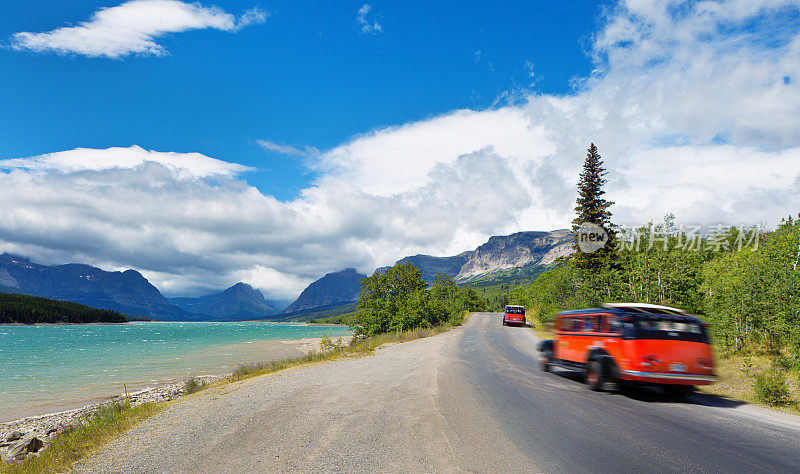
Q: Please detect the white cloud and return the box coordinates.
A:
[256,139,320,158]
[315,108,552,196]
[235,7,269,31]
[0,145,250,178]
[10,0,267,58]
[2,0,800,300]
[357,4,383,34]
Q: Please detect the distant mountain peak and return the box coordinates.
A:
[279,268,366,315]
[456,229,572,281]
[168,281,276,321]
[0,253,30,263]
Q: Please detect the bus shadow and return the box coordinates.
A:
[500,322,531,328]
[551,369,745,408]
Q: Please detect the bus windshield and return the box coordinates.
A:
[505,307,525,315]
[634,316,708,342]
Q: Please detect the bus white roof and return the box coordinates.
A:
[601,302,685,313]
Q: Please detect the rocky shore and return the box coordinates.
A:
[0,375,226,461]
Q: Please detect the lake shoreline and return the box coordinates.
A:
[0,334,352,459]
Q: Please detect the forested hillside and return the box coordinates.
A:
[0,293,129,324]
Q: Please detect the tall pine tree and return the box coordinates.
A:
[572,143,615,271]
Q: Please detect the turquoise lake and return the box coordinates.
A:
[0,322,352,422]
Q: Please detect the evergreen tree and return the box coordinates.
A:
[572,143,615,271]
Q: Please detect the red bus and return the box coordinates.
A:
[503,305,526,326]
[537,303,715,395]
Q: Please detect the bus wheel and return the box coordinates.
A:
[540,350,552,372]
[586,360,603,391]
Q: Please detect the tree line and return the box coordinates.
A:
[0,293,129,324]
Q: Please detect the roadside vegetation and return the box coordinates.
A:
[0,402,164,473]
[229,325,454,383]
[513,143,800,409]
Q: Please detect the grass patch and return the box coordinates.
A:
[696,353,800,414]
[0,401,164,473]
[230,325,454,383]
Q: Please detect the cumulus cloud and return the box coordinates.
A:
[2,0,800,299]
[356,4,383,34]
[10,0,266,58]
[0,145,251,178]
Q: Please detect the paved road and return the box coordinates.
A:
[78,313,800,473]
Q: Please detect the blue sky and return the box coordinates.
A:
[1,0,799,298]
[0,0,603,199]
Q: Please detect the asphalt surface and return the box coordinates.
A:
[78,313,800,473]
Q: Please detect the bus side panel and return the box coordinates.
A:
[555,334,573,361]
[557,333,586,363]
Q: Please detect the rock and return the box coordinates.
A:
[6,430,24,442]
[8,436,43,460]
[46,427,58,435]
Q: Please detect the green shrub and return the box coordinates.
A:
[183,378,207,394]
[772,355,800,371]
[753,370,792,405]
[320,332,343,352]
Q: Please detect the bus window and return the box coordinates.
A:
[584,315,594,332]
[601,314,610,333]
[609,315,623,334]
[564,317,574,331]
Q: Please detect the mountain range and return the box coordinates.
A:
[382,230,572,285]
[0,229,573,322]
[285,229,573,319]
[0,254,277,321]
[0,253,196,321]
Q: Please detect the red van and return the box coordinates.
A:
[537,303,715,395]
[503,305,526,326]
